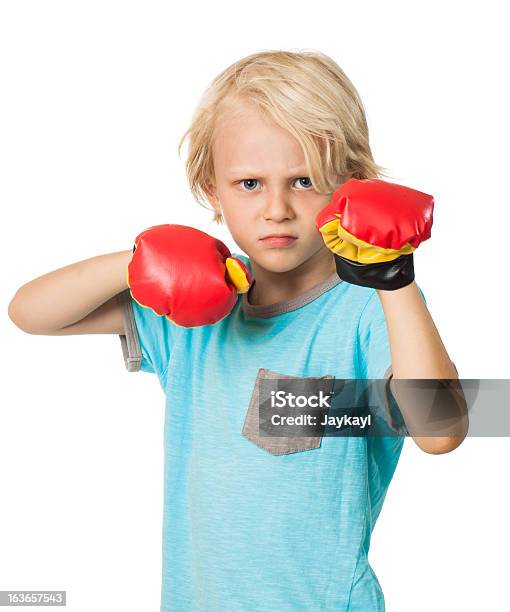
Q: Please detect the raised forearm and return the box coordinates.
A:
[8,250,132,333]
[377,282,456,379]
[377,282,468,452]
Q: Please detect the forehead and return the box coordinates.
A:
[212,102,306,171]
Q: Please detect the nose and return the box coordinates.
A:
[262,188,296,222]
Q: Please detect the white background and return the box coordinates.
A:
[1,1,509,611]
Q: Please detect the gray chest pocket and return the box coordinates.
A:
[242,368,335,455]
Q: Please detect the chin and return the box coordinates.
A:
[249,250,309,274]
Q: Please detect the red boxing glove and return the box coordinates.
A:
[315,178,434,290]
[127,224,252,327]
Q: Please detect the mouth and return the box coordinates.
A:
[259,235,298,248]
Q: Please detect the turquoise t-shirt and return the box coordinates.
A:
[117,254,416,612]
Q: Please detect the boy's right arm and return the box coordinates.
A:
[7,250,132,336]
[8,224,251,337]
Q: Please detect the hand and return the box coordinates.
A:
[315,178,434,290]
[127,224,251,327]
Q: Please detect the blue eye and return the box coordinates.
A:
[295,177,313,189]
[240,179,259,191]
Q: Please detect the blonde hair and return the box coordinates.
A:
[178,49,390,224]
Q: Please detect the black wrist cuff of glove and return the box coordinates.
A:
[334,253,415,290]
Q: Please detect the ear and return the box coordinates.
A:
[204,182,221,213]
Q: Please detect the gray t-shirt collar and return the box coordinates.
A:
[241,271,342,318]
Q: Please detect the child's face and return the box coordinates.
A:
[207,101,336,274]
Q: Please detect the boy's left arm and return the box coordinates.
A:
[376,283,468,454]
[316,178,468,454]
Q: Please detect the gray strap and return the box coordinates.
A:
[116,289,142,372]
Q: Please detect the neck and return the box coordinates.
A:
[247,247,337,307]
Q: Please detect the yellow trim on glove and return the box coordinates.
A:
[318,218,415,264]
[225,257,251,293]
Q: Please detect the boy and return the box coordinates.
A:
[8,50,465,611]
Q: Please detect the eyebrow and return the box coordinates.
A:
[226,167,309,175]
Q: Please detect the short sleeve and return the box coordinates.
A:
[116,289,175,387]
